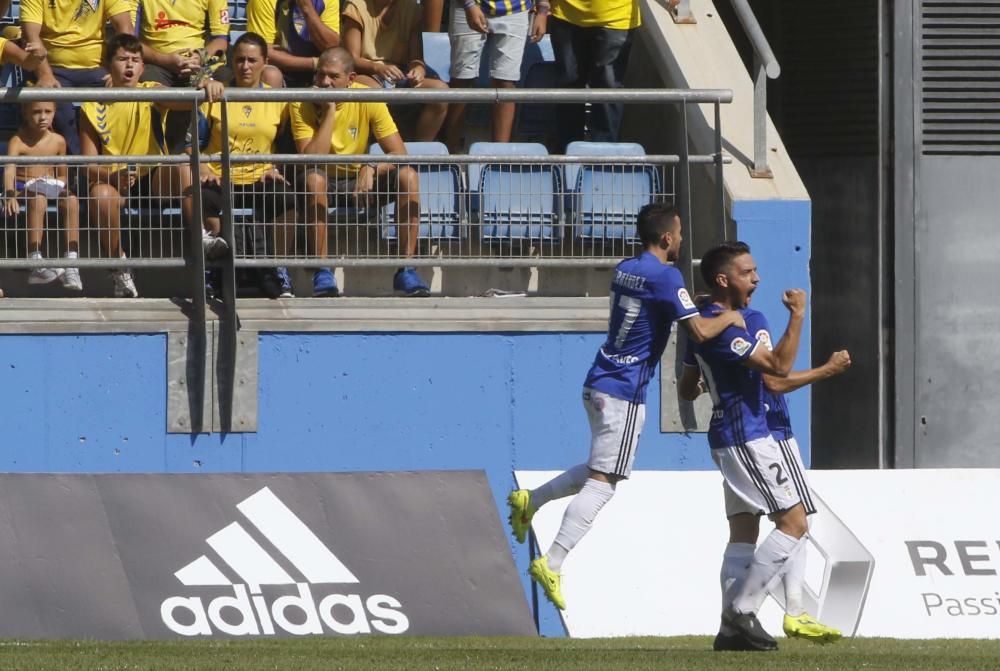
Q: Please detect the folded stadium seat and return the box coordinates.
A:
[564,141,658,243]
[422,32,452,84]
[369,141,462,240]
[468,141,561,241]
[228,0,249,29]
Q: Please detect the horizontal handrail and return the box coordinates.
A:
[730,0,780,79]
[0,86,735,105]
[2,154,731,165]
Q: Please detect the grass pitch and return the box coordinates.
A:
[0,636,997,671]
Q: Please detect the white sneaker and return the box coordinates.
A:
[61,266,83,291]
[111,269,138,298]
[202,230,229,259]
[28,267,64,285]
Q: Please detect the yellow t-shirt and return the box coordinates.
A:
[247,0,339,54]
[20,0,133,69]
[203,86,288,185]
[551,0,640,31]
[341,0,419,67]
[289,82,398,177]
[135,0,231,55]
[80,82,165,176]
[0,37,9,65]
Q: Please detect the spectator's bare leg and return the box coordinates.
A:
[90,184,125,257]
[391,165,421,257]
[305,170,329,258]
[414,78,449,142]
[26,194,47,255]
[444,78,474,152]
[423,0,445,32]
[57,191,80,255]
[272,210,298,257]
[491,78,517,142]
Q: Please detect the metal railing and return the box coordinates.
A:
[729,0,780,178]
[0,86,731,293]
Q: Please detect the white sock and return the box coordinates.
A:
[719,542,755,634]
[732,528,802,615]
[29,250,42,260]
[782,537,809,616]
[530,463,589,510]
[65,251,78,259]
[546,478,615,573]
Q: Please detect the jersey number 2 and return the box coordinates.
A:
[768,462,788,485]
[612,293,642,348]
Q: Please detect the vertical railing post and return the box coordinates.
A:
[678,101,694,289]
[751,52,773,178]
[185,95,208,434]
[217,101,238,434]
[714,102,728,239]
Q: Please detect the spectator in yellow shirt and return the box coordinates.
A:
[194,32,298,299]
[79,34,224,298]
[0,34,45,71]
[247,0,340,88]
[290,47,429,297]
[134,0,232,150]
[20,0,133,154]
[548,0,650,149]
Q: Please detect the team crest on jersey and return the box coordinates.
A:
[349,127,358,139]
[677,288,695,310]
[730,337,752,357]
[243,105,253,118]
[755,329,773,351]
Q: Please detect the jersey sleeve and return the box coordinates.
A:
[743,310,774,352]
[705,325,760,363]
[652,266,698,321]
[320,0,341,33]
[247,0,278,43]
[105,0,133,20]
[208,0,232,39]
[370,102,399,140]
[289,102,319,143]
[19,0,42,24]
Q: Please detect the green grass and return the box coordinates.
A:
[0,636,998,671]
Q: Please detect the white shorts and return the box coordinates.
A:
[449,5,530,82]
[584,387,645,479]
[23,177,67,198]
[712,434,805,517]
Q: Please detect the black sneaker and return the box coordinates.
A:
[713,630,762,652]
[721,607,778,651]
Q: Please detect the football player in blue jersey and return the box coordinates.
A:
[505,203,751,611]
[676,241,822,650]
[681,298,851,649]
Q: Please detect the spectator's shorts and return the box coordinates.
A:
[17,177,67,199]
[297,168,400,212]
[449,5,530,82]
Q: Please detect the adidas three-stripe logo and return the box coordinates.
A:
[160,487,409,637]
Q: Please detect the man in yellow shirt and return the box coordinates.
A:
[547,0,654,150]
[20,0,133,154]
[79,33,224,297]
[247,0,340,87]
[290,46,429,297]
[134,0,232,149]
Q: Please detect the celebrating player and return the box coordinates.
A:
[680,289,852,648]
[506,203,747,611]
[678,241,811,650]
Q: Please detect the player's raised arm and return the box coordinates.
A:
[763,350,851,394]
[682,309,746,343]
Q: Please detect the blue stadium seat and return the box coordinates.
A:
[422,32,452,83]
[565,141,657,241]
[229,0,249,28]
[370,141,462,240]
[469,141,561,240]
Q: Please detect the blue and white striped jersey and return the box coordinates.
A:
[584,252,698,404]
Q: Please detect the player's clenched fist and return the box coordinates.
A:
[781,288,807,316]
[826,349,851,374]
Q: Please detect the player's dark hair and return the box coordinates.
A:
[700,241,751,288]
[234,31,269,59]
[635,202,680,247]
[104,33,142,65]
